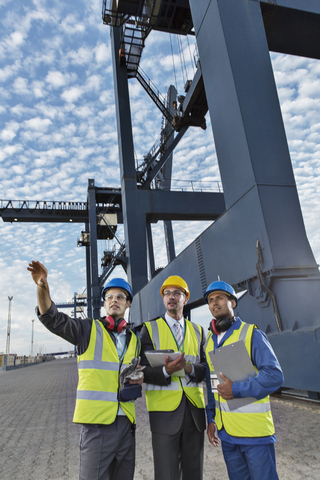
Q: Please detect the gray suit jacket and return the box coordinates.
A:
[140,317,207,435]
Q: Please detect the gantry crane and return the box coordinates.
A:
[1,0,320,398]
[102,0,320,398]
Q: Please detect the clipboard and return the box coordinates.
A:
[145,350,185,377]
[209,340,257,410]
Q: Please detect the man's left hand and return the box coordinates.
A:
[164,352,186,375]
[128,375,144,385]
[126,366,144,385]
[217,373,234,399]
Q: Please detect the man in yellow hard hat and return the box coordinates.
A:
[140,275,206,480]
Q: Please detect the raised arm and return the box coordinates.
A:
[27,260,52,314]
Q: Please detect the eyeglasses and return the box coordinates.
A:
[163,290,185,297]
[104,294,127,302]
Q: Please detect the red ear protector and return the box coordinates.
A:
[105,316,127,333]
[210,316,235,335]
[210,318,220,336]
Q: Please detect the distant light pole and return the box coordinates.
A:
[6,296,13,355]
[31,319,35,357]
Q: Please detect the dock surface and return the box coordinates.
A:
[1,358,319,480]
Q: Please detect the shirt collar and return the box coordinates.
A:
[215,316,241,346]
[113,329,127,338]
[165,312,184,330]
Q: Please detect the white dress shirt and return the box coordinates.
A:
[163,313,195,378]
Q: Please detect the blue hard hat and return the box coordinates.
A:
[102,278,133,301]
[203,280,238,307]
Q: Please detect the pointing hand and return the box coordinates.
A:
[27,261,48,287]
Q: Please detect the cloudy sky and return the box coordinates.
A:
[0,0,319,356]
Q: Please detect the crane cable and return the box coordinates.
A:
[177,35,187,86]
[187,35,196,73]
[169,34,178,91]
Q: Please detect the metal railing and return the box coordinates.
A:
[154,179,223,192]
[136,67,173,124]
[0,199,88,211]
[0,354,54,371]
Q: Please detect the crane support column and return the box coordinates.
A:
[111,26,148,294]
[88,179,100,319]
[163,85,177,263]
[146,222,156,278]
[85,221,92,318]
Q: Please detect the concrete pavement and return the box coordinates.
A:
[0,358,319,479]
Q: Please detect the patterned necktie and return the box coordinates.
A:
[173,322,183,349]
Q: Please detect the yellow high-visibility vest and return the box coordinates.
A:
[73,319,140,425]
[145,318,205,412]
[205,322,275,437]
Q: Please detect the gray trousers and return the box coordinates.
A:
[151,401,204,480]
[79,416,135,480]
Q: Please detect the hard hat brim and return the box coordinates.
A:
[160,284,189,300]
[204,288,238,307]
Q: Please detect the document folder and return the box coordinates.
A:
[145,350,185,376]
[208,340,257,410]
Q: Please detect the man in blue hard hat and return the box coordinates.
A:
[203,280,284,480]
[27,260,143,480]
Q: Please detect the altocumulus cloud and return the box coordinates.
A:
[0,1,319,355]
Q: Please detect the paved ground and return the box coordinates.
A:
[0,358,319,480]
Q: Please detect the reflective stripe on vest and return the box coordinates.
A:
[77,360,119,370]
[77,391,118,402]
[73,320,139,425]
[145,318,205,412]
[205,321,275,438]
[217,399,272,414]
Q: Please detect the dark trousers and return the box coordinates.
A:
[79,416,135,480]
[221,442,279,480]
[151,401,204,480]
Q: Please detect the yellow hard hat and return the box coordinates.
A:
[160,276,190,300]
